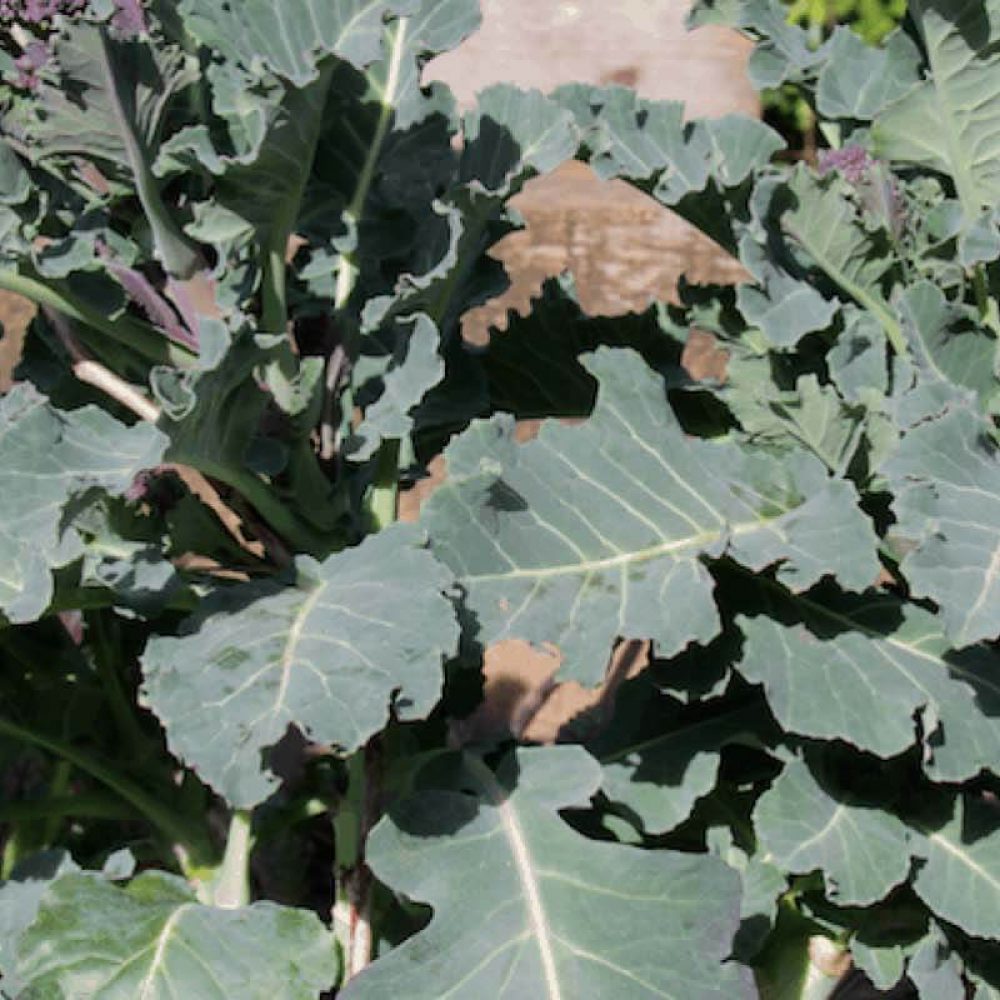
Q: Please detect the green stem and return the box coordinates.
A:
[333,18,410,315]
[96,30,202,279]
[41,760,72,846]
[211,810,253,908]
[260,63,336,334]
[88,611,150,762]
[0,269,196,368]
[972,266,1000,338]
[0,716,213,867]
[368,439,401,532]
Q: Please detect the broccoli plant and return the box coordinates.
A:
[0,0,998,997]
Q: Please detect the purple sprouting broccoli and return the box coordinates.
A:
[819,143,906,240]
[818,144,874,185]
[0,0,87,23]
[12,39,49,89]
[109,0,146,37]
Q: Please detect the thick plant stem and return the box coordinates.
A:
[368,439,401,531]
[88,611,150,763]
[41,760,72,846]
[0,715,213,869]
[96,29,203,280]
[0,269,196,367]
[211,810,254,908]
[259,63,335,334]
[973,266,1000,337]
[333,742,381,984]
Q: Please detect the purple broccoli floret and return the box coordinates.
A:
[819,143,906,239]
[818,144,875,185]
[12,39,48,89]
[110,0,145,37]
[0,0,86,23]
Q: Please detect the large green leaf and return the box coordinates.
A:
[0,383,167,621]
[344,746,754,999]
[816,29,922,121]
[735,585,1000,780]
[141,524,458,807]
[13,870,336,998]
[754,756,911,906]
[178,0,418,86]
[423,347,879,682]
[874,0,1000,218]
[883,404,1000,647]
[912,793,1000,940]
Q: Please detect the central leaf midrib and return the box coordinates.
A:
[462,517,770,584]
[476,762,562,1000]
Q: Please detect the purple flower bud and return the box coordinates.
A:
[818,144,874,185]
[110,0,146,38]
[12,41,49,90]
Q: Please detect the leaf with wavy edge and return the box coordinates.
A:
[884,404,1000,648]
[347,313,445,460]
[423,347,878,683]
[754,756,912,906]
[0,383,167,622]
[178,0,418,86]
[14,870,336,998]
[874,0,1000,218]
[736,584,1000,780]
[141,524,458,807]
[343,745,754,999]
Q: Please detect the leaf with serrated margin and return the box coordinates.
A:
[555,85,783,214]
[14,870,336,998]
[912,793,1000,940]
[735,584,1000,779]
[422,347,879,683]
[883,404,1000,648]
[589,677,774,835]
[817,29,921,121]
[0,384,167,620]
[754,756,911,906]
[141,524,458,807]
[874,0,1000,219]
[343,745,754,1000]
[178,0,418,86]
